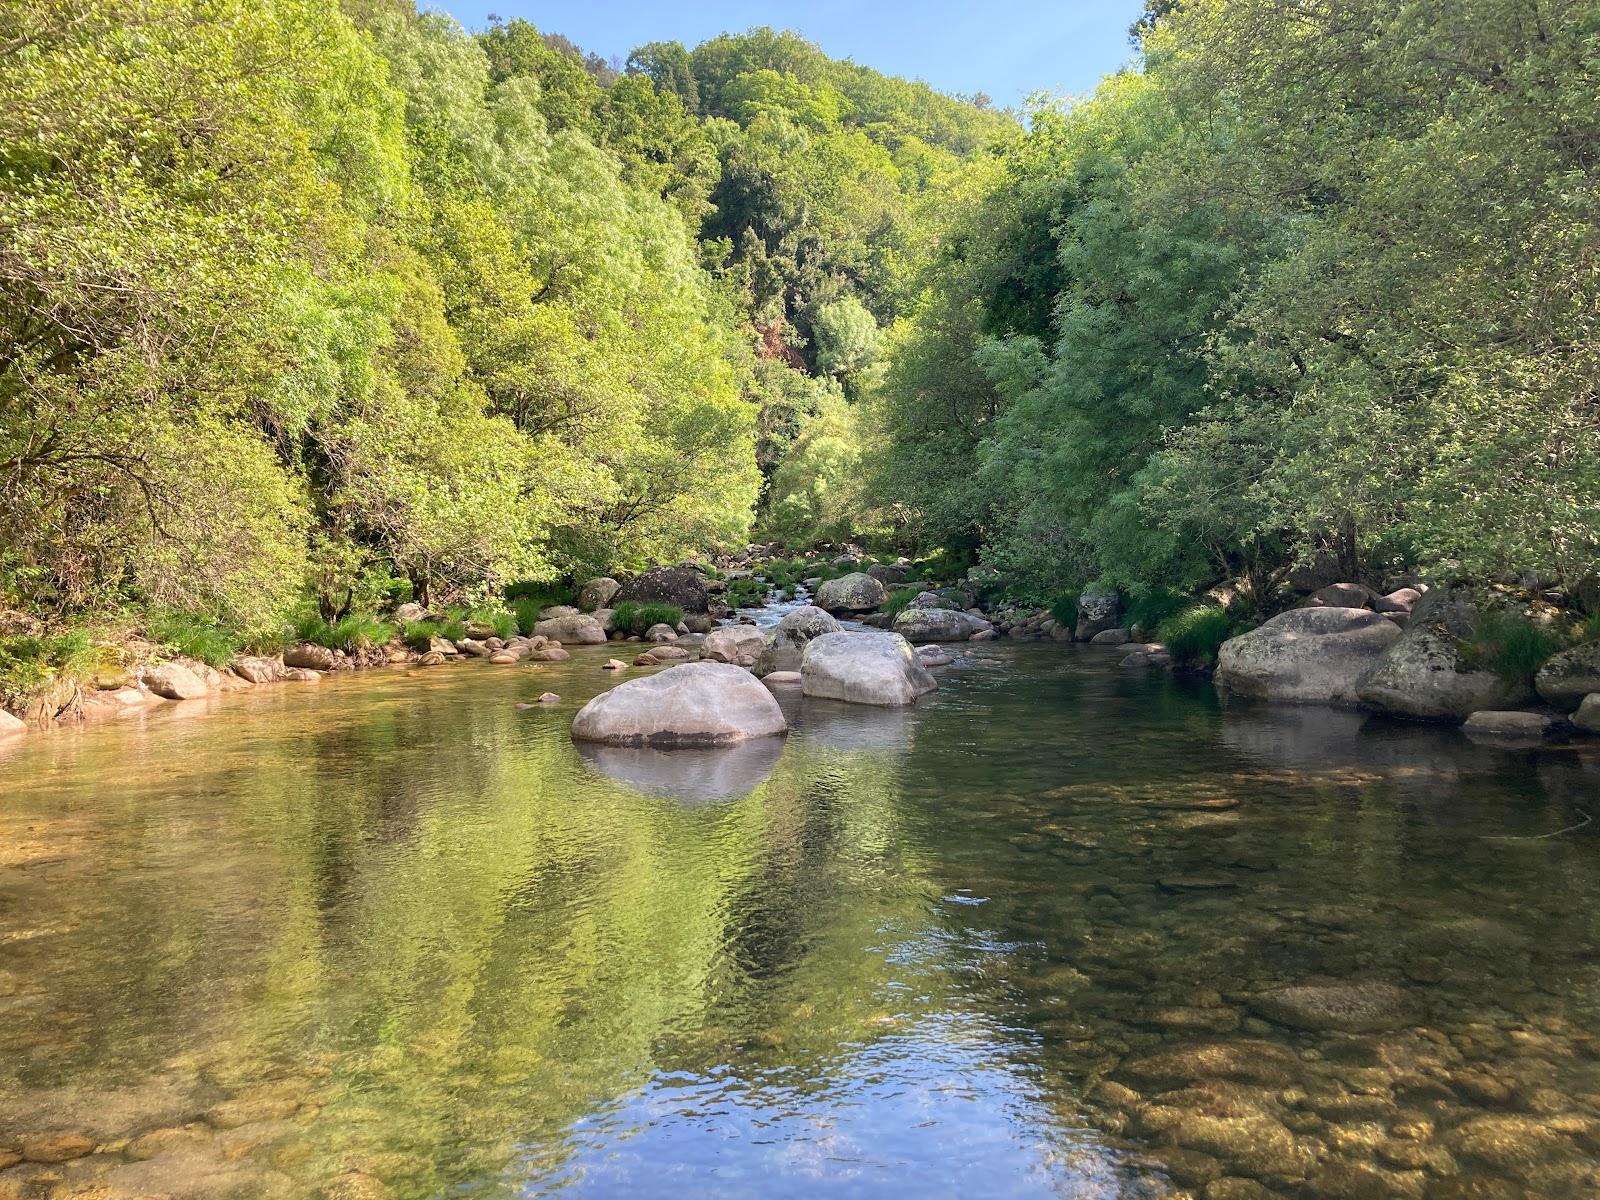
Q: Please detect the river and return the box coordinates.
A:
[2,635,1598,1198]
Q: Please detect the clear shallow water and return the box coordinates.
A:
[2,642,1599,1199]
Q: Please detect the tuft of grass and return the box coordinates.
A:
[437,616,468,643]
[147,611,241,667]
[510,598,543,636]
[1049,595,1079,629]
[1157,606,1233,667]
[882,587,921,620]
[611,601,683,635]
[724,577,770,609]
[294,612,394,653]
[1459,609,1562,681]
[402,620,439,651]
[470,609,517,640]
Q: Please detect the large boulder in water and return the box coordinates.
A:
[801,631,937,706]
[753,606,841,677]
[613,567,710,613]
[533,613,608,645]
[1535,641,1600,711]
[570,662,787,747]
[1356,585,1529,721]
[701,624,765,667]
[815,572,887,614]
[1216,607,1401,706]
[892,607,991,642]
[1075,588,1121,641]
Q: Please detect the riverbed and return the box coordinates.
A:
[2,640,1598,1198]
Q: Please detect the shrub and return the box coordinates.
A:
[1049,595,1079,628]
[402,620,439,651]
[611,601,683,634]
[503,580,575,608]
[1460,610,1562,680]
[147,611,241,667]
[724,577,770,608]
[882,587,921,620]
[1126,588,1191,635]
[471,609,517,640]
[1157,606,1232,667]
[0,628,103,703]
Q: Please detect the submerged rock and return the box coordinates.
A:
[1246,982,1421,1033]
[801,631,937,706]
[1462,710,1552,740]
[1217,608,1401,706]
[571,662,787,747]
[815,572,888,613]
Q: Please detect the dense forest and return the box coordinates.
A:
[1,0,1597,695]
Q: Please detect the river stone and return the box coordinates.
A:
[528,646,571,662]
[702,625,764,667]
[1163,1111,1315,1182]
[576,577,620,612]
[144,661,209,700]
[532,614,607,645]
[283,643,340,671]
[866,563,910,585]
[643,623,678,643]
[916,645,955,667]
[1075,588,1121,641]
[762,671,802,688]
[1534,641,1600,710]
[1356,585,1531,721]
[0,709,25,736]
[393,602,428,623]
[1574,694,1600,733]
[1306,582,1375,609]
[815,572,888,613]
[230,656,281,685]
[1446,1114,1571,1169]
[283,666,324,681]
[1090,627,1132,645]
[1118,1040,1301,1088]
[1246,982,1421,1033]
[1462,710,1551,739]
[538,605,579,620]
[1375,587,1422,613]
[570,662,787,747]
[489,651,520,665]
[801,631,937,706]
[613,567,710,613]
[754,605,842,676]
[1217,608,1402,706]
[892,607,990,642]
[21,1133,96,1163]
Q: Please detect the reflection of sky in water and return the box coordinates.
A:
[528,1014,1141,1199]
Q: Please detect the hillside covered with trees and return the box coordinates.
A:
[2,0,1597,701]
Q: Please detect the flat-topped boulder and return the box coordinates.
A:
[571,662,787,747]
[892,607,990,642]
[1217,607,1402,706]
[815,572,887,614]
[532,613,607,645]
[801,631,937,706]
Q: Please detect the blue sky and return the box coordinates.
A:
[431,1,1146,107]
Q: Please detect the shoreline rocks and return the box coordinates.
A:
[1216,608,1402,706]
[1356,586,1530,721]
[815,572,888,614]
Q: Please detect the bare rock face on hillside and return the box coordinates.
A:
[570,662,787,747]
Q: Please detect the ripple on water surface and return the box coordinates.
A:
[1,641,1599,1199]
